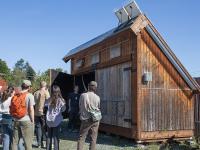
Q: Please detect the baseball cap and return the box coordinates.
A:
[22,80,32,86]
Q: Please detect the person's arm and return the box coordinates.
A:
[28,94,35,123]
[61,100,66,112]
[79,94,84,114]
[45,90,50,100]
[29,105,34,123]
[98,97,100,109]
[44,98,50,106]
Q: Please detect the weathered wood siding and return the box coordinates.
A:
[96,62,132,128]
[195,78,200,136]
[71,30,133,75]
[138,29,194,133]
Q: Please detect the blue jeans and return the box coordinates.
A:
[46,126,60,150]
[35,116,46,146]
[2,114,13,150]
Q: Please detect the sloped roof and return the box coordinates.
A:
[63,17,138,61]
[195,77,200,86]
[62,15,200,92]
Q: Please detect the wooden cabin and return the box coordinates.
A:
[194,78,200,137]
[62,2,200,141]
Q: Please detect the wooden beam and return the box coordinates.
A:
[130,15,148,35]
[72,55,132,75]
[136,33,142,140]
[140,130,193,141]
[131,33,138,139]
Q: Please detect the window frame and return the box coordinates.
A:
[90,52,100,65]
[109,44,121,59]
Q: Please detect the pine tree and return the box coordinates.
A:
[0,59,12,82]
[25,62,36,81]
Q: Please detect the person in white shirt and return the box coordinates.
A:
[77,81,101,150]
[0,86,15,150]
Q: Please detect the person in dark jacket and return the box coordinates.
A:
[68,85,80,132]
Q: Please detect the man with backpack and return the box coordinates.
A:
[34,81,50,148]
[10,80,35,150]
[77,81,102,150]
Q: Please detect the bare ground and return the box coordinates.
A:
[0,120,199,150]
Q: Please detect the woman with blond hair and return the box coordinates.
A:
[45,85,66,150]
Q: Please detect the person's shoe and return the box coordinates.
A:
[41,141,46,148]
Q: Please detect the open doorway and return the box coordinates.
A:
[52,71,95,99]
[74,71,95,93]
[52,71,95,117]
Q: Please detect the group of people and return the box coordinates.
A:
[0,79,101,150]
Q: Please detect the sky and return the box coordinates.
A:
[0,0,200,76]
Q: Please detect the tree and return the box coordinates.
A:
[0,59,12,82]
[14,58,26,71]
[11,59,36,86]
[11,68,26,87]
[11,59,27,87]
[25,62,36,81]
[54,68,63,72]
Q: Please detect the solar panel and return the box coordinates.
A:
[124,1,142,19]
[115,7,130,24]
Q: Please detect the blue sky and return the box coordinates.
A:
[0,0,200,76]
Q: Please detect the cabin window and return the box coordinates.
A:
[91,52,100,65]
[110,44,121,59]
[75,59,84,68]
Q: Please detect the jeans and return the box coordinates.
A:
[35,116,46,146]
[46,126,60,150]
[77,120,99,150]
[2,114,13,150]
[10,121,33,150]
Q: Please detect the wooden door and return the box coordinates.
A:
[96,62,132,128]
